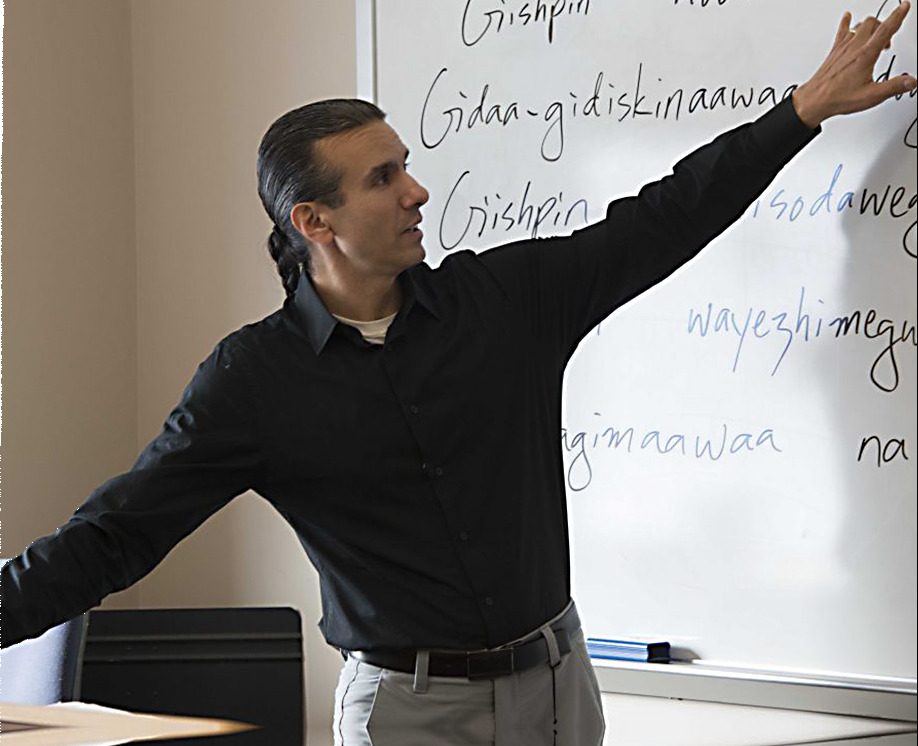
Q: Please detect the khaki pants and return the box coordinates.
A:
[333,627,605,746]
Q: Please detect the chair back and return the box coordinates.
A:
[81,607,303,745]
[0,565,89,704]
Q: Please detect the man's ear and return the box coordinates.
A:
[290,202,334,246]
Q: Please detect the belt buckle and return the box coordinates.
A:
[467,648,515,679]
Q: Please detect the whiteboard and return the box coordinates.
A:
[370,0,917,685]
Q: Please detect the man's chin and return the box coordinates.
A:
[393,248,425,276]
[408,243,426,266]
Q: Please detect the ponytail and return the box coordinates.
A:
[267,224,308,297]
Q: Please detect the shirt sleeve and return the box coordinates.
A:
[476,97,819,357]
[1,338,264,648]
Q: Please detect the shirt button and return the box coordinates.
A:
[421,463,428,474]
[484,596,494,607]
[434,466,444,477]
[459,531,469,542]
[409,404,419,415]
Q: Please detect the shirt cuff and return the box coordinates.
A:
[752,94,821,163]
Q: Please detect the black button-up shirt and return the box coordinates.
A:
[1,99,817,651]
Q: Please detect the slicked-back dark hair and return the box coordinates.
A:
[257,98,386,296]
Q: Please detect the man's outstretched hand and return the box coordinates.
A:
[792,1,917,128]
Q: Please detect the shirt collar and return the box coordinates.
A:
[291,266,442,355]
[292,271,337,354]
[403,264,442,322]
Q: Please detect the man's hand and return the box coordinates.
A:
[792,1,917,128]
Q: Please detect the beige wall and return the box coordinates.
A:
[3,2,358,743]
[2,0,139,608]
[129,2,356,743]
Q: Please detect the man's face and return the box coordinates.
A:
[314,120,429,278]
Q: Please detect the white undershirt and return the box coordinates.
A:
[332,311,398,345]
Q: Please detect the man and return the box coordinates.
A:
[3,7,915,745]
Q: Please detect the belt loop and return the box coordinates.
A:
[540,625,562,668]
[413,650,430,694]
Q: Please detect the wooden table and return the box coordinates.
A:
[0,701,252,745]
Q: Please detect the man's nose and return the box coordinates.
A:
[402,174,429,208]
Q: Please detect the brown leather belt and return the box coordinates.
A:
[347,603,579,680]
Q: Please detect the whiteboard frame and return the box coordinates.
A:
[355,0,376,103]
[814,737,917,746]
[358,0,917,723]
[592,660,916,722]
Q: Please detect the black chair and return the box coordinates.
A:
[0,560,89,704]
[80,607,304,745]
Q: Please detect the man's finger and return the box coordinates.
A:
[834,11,853,48]
[861,74,918,109]
[852,14,882,45]
[869,1,911,52]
